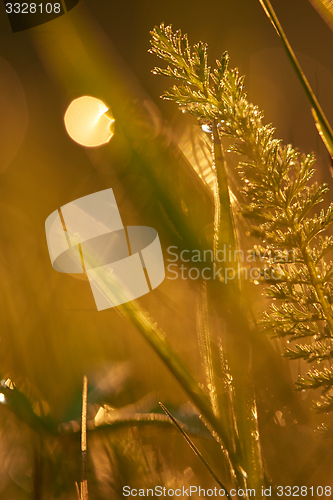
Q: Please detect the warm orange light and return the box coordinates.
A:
[64,96,115,147]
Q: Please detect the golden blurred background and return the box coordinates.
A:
[1,0,333,498]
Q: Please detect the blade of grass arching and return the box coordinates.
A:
[93,405,212,437]
[211,122,236,262]
[180,121,238,459]
[308,0,333,31]
[258,0,333,160]
[79,255,239,475]
[94,413,191,432]
[196,283,220,417]
[210,125,265,495]
[159,402,231,500]
[196,283,238,463]
[91,412,211,437]
[119,297,236,456]
[209,123,240,455]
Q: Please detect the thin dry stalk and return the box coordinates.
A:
[81,375,88,500]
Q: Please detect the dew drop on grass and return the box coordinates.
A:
[202,124,212,133]
[251,430,259,440]
[238,466,248,479]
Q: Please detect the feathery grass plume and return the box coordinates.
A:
[150,23,333,412]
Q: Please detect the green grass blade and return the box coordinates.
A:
[118,297,233,450]
[196,283,224,419]
[77,256,239,472]
[210,125,265,493]
[258,0,333,160]
[212,122,236,261]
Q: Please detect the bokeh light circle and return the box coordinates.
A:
[64,96,115,147]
